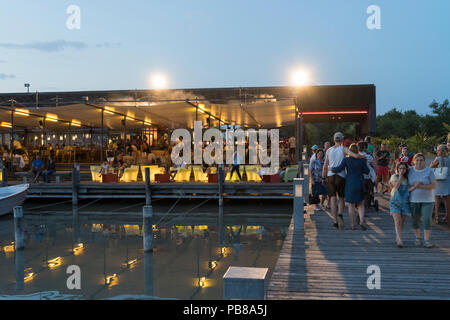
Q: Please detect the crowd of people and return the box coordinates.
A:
[306,132,449,248]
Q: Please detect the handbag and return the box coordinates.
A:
[308,193,320,205]
[434,158,448,181]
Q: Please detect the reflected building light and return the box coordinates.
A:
[1,122,12,128]
[73,243,84,255]
[48,257,62,268]
[210,261,217,270]
[2,242,15,253]
[24,269,35,282]
[124,259,137,268]
[199,277,206,288]
[105,274,117,286]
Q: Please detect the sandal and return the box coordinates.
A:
[415,237,422,246]
[360,223,367,231]
[423,240,433,248]
[396,240,404,248]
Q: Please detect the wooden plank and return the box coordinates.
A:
[268,193,450,300]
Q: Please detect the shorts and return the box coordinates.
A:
[107,157,114,162]
[410,202,434,230]
[390,199,410,215]
[312,181,328,196]
[377,166,389,179]
[327,174,345,198]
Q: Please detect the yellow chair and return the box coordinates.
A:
[174,166,192,182]
[141,165,163,182]
[90,165,102,182]
[120,167,139,182]
[245,165,262,182]
[225,166,245,182]
[192,166,208,182]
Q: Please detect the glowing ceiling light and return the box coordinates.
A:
[1,122,12,128]
[211,261,217,270]
[46,113,58,122]
[104,106,115,115]
[15,108,29,116]
[71,119,81,127]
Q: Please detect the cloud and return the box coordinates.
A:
[95,42,122,48]
[0,40,88,52]
[0,60,6,63]
[0,73,15,80]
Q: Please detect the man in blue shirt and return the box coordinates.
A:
[31,155,44,183]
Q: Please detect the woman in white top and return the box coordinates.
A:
[408,153,437,248]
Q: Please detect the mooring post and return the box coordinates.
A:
[218,164,224,207]
[293,178,304,230]
[15,249,24,291]
[14,206,25,250]
[144,251,154,296]
[2,165,7,187]
[145,167,151,206]
[143,205,153,252]
[72,166,78,206]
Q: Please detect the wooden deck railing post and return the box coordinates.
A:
[293,178,304,230]
[218,164,224,207]
[303,164,309,200]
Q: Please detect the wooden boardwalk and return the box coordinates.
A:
[267,194,450,299]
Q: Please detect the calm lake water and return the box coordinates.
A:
[0,202,289,300]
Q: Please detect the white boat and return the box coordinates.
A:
[0,184,29,216]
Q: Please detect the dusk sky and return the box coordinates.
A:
[0,0,449,115]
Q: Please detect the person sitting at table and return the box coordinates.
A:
[117,158,126,179]
[31,155,44,183]
[43,156,56,183]
[100,161,110,175]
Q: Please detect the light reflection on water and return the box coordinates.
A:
[0,216,288,300]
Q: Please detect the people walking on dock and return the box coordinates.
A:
[322,132,347,229]
[310,148,327,211]
[376,143,391,194]
[389,161,411,247]
[429,144,449,225]
[408,153,437,248]
[331,143,369,230]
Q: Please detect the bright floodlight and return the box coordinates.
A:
[292,71,308,86]
[151,74,167,89]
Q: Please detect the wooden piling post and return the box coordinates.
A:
[145,167,151,206]
[14,206,25,250]
[143,205,153,252]
[72,166,78,206]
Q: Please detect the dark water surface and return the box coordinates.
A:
[0,200,290,300]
